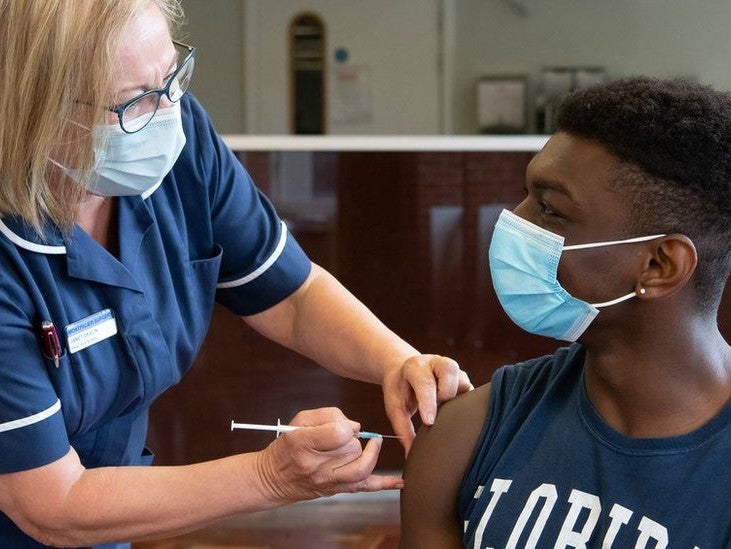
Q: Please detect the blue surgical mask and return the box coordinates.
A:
[51,103,186,198]
[488,209,665,341]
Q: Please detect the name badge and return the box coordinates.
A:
[65,309,118,354]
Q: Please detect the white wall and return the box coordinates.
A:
[243,0,442,135]
[180,0,245,133]
[181,0,731,135]
[454,0,731,133]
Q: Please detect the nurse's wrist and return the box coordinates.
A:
[249,449,294,509]
[378,349,420,385]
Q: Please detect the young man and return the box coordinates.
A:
[400,77,731,548]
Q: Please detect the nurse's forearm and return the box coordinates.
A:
[1,410,396,546]
[245,263,418,384]
[290,265,418,382]
[9,450,278,546]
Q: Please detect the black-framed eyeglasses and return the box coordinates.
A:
[109,40,196,133]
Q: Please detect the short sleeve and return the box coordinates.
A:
[0,270,70,473]
[179,95,311,316]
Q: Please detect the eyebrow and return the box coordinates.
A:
[118,51,179,96]
[531,178,578,203]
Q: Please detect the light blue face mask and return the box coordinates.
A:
[50,102,186,198]
[488,209,665,342]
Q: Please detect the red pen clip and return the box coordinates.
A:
[40,320,62,368]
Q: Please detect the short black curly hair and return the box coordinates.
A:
[555,76,731,311]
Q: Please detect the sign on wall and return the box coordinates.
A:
[330,64,373,124]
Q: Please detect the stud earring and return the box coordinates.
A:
[639,288,647,295]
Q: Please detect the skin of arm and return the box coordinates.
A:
[400,383,492,549]
[244,262,473,447]
[0,408,402,547]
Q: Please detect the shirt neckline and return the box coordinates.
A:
[578,371,731,456]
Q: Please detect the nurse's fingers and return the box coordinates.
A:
[256,419,398,503]
[287,419,362,454]
[290,407,361,435]
[331,438,403,491]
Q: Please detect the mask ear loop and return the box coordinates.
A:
[564,236,662,309]
[591,291,638,308]
[591,286,649,308]
[563,234,666,251]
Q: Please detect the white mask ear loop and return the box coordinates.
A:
[564,234,663,309]
[47,158,65,170]
[68,119,91,130]
[591,291,637,308]
[564,234,666,251]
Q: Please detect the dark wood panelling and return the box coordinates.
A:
[147,151,731,475]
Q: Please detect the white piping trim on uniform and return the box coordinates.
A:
[0,218,67,254]
[0,399,61,434]
[216,220,288,289]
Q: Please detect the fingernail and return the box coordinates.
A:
[426,412,435,424]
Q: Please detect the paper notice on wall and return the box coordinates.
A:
[330,65,372,123]
[478,79,526,132]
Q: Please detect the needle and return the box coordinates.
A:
[230,420,402,439]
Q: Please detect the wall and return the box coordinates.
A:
[181,0,443,134]
[180,0,245,133]
[455,0,731,133]
[243,0,442,135]
[180,0,731,135]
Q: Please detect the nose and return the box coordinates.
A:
[512,197,533,222]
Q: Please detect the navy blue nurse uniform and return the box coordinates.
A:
[0,94,311,547]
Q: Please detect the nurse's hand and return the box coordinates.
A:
[382,354,473,453]
[253,408,402,504]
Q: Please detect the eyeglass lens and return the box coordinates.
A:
[121,52,195,132]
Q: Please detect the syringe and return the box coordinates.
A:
[230,419,401,439]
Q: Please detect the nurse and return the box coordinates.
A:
[0,1,472,547]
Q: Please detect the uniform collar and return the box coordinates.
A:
[0,187,160,256]
[0,199,153,293]
[0,216,66,254]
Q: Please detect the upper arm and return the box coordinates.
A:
[400,383,492,549]
[0,270,70,474]
[240,261,319,345]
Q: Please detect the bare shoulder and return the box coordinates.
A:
[400,384,492,549]
[431,382,492,441]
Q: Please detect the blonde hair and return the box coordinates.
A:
[0,0,184,234]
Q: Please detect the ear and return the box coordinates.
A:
[637,235,697,299]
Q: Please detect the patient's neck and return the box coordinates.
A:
[581,317,731,438]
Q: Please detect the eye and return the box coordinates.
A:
[539,200,558,216]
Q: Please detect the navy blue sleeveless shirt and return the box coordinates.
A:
[459,345,731,548]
